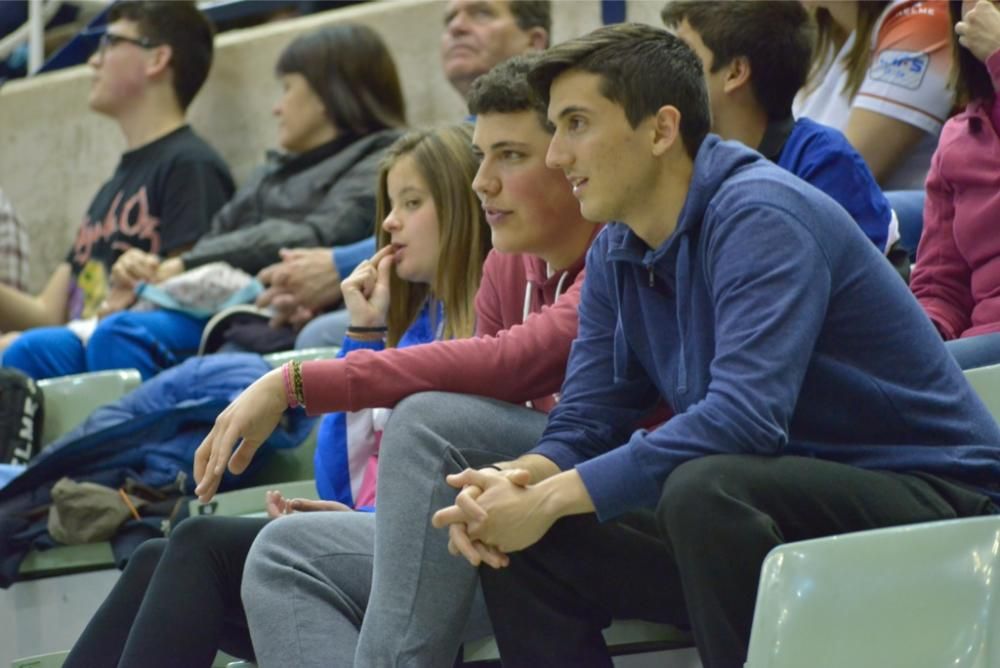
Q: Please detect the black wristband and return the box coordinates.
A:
[347,325,388,333]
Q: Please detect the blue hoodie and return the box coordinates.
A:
[533,136,1000,521]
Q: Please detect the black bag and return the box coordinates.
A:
[0,368,44,465]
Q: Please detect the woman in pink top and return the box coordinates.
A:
[910,0,1000,368]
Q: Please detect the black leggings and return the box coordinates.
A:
[64,515,269,668]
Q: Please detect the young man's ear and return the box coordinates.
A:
[526,27,548,51]
[650,105,682,157]
[145,44,173,79]
[721,55,751,95]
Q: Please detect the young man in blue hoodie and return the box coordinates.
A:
[432,23,1000,668]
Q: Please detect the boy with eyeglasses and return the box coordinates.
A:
[0,0,233,375]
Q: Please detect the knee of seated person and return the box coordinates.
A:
[1,335,30,369]
[167,515,235,553]
[2,333,49,378]
[87,311,135,346]
[251,514,291,552]
[123,537,168,577]
[385,392,459,435]
[658,455,752,526]
[243,517,294,577]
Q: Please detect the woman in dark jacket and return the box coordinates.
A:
[5,24,406,380]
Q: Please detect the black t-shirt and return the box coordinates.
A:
[64,125,234,320]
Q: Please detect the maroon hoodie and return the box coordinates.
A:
[299,228,600,415]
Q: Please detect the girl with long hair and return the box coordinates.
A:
[796,1,955,190]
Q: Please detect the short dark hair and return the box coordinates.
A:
[528,23,710,158]
[949,0,996,106]
[107,1,215,110]
[467,53,549,130]
[276,24,406,136]
[661,0,814,121]
[509,1,551,45]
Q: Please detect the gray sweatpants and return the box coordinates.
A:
[242,392,549,667]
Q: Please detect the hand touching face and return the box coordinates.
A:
[956,0,1000,63]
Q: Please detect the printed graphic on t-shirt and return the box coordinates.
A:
[870,50,930,89]
[71,188,161,267]
[858,0,952,129]
[68,260,109,321]
[66,186,161,320]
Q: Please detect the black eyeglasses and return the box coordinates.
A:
[95,32,162,57]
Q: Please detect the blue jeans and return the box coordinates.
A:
[945,332,1000,370]
[885,190,925,260]
[295,308,350,350]
[3,310,206,380]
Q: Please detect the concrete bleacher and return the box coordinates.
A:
[0,0,675,294]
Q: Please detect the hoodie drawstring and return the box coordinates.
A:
[522,281,533,324]
[554,270,570,301]
[522,269,571,323]
[674,235,690,396]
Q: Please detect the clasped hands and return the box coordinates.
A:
[100,249,184,316]
[257,247,342,330]
[431,467,558,569]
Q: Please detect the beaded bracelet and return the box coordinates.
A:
[282,362,299,408]
[290,360,305,408]
[283,361,306,408]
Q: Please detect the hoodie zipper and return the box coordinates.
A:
[648,265,655,287]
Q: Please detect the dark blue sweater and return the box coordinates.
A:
[533,136,1000,520]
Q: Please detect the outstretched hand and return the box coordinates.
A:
[194,368,288,502]
[341,246,395,328]
[266,489,352,517]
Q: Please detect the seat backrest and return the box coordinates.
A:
[964,363,1000,425]
[746,516,1000,668]
[10,650,69,668]
[37,369,142,447]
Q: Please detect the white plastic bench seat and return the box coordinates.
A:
[746,515,1000,668]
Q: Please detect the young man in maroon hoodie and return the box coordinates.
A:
[90,54,597,667]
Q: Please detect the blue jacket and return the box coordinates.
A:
[2,353,314,497]
[533,136,1000,521]
[0,353,315,587]
[763,117,893,251]
[314,301,440,507]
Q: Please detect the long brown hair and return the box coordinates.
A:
[805,1,890,100]
[374,125,490,347]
